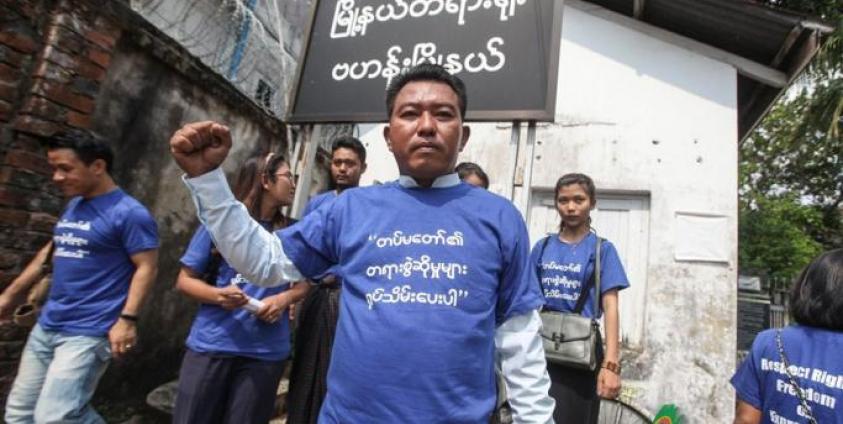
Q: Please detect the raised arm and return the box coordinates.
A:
[170,122,304,286]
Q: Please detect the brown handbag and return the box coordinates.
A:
[13,243,55,328]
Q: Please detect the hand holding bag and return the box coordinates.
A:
[13,243,55,328]
[537,234,603,370]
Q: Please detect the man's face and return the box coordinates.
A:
[47,148,101,198]
[331,147,365,189]
[383,80,470,182]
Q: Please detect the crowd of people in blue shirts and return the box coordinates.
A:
[0,63,840,424]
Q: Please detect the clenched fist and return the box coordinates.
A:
[169,121,232,177]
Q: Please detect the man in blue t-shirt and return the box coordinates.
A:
[169,64,554,423]
[0,131,159,423]
[288,135,367,424]
[302,135,368,217]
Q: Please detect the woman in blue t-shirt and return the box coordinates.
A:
[172,153,310,424]
[530,173,629,424]
[731,249,843,424]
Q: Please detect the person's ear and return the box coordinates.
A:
[90,159,107,176]
[261,173,271,190]
[361,162,368,175]
[383,126,393,153]
[459,125,470,152]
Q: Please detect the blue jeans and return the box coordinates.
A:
[5,324,111,424]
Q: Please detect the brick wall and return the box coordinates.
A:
[0,0,121,405]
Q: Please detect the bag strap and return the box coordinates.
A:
[775,329,818,424]
[573,236,602,315]
[535,233,602,316]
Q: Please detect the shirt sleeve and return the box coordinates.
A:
[730,332,769,410]
[121,205,159,255]
[495,309,555,424]
[179,226,212,274]
[496,207,545,325]
[278,195,340,280]
[599,240,630,293]
[183,168,304,286]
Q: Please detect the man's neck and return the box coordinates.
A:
[83,178,118,199]
[334,184,357,194]
[412,178,434,188]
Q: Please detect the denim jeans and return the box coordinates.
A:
[5,324,111,424]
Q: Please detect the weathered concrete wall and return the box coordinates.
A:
[0,0,292,412]
[89,35,288,404]
[358,5,738,422]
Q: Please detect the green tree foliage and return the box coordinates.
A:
[740,1,842,280]
[739,195,824,281]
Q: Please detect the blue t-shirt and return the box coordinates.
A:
[180,224,291,361]
[530,233,629,318]
[40,189,159,336]
[731,326,843,424]
[302,190,338,217]
[280,181,544,423]
[303,190,341,281]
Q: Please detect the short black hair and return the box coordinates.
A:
[331,135,367,164]
[455,162,489,189]
[385,63,468,119]
[45,130,114,174]
[789,248,843,331]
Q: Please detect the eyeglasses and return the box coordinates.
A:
[274,172,294,181]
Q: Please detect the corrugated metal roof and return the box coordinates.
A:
[582,0,832,140]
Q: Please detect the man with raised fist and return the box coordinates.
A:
[170,64,554,424]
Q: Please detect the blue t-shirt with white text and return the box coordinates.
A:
[180,224,291,361]
[731,325,843,423]
[40,189,158,336]
[280,181,543,423]
[530,233,629,318]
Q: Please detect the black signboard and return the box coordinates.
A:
[288,0,564,123]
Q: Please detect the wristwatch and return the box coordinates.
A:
[119,313,138,322]
[602,360,621,374]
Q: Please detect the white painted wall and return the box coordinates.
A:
[357,5,738,422]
